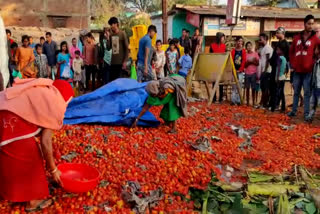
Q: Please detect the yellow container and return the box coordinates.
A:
[132,25,147,39]
[129,25,159,61]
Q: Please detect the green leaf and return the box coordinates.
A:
[207,198,220,213]
[243,203,269,214]
[305,202,317,214]
[220,203,231,211]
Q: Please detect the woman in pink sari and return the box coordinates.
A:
[0,79,74,212]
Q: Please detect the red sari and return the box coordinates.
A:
[0,110,49,202]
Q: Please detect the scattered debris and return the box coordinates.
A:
[121,181,164,214]
[61,152,78,162]
[211,136,222,141]
[191,137,214,154]
[96,149,104,158]
[189,106,200,116]
[85,144,94,153]
[109,130,124,138]
[83,205,95,212]
[136,163,147,171]
[101,134,108,143]
[279,124,296,131]
[313,133,320,139]
[228,124,259,151]
[156,153,167,160]
[99,180,110,188]
[66,129,73,136]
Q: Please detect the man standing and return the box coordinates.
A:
[288,15,320,121]
[137,25,157,82]
[179,29,192,53]
[269,27,290,112]
[231,37,247,103]
[108,17,129,82]
[258,33,274,108]
[43,32,58,80]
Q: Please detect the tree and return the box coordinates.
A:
[120,13,152,37]
[125,0,161,13]
[91,0,124,27]
[247,0,279,6]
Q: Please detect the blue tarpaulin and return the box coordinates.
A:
[64,78,160,127]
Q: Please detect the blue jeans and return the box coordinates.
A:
[137,62,153,82]
[292,72,312,116]
[310,88,320,118]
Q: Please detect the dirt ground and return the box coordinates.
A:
[194,80,320,126]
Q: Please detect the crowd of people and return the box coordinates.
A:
[2,14,320,121]
[208,14,320,122]
[3,17,130,92]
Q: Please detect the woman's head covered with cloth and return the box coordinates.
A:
[0,78,74,130]
[146,81,161,97]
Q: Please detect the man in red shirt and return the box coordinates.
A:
[288,15,320,121]
[210,32,226,103]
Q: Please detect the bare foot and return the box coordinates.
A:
[26,199,53,212]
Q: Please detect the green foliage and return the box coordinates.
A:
[247,0,279,6]
[120,14,152,38]
[91,0,124,27]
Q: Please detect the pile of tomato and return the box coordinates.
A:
[1,102,320,214]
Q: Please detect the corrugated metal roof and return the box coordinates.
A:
[173,4,320,19]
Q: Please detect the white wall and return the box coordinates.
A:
[151,15,173,43]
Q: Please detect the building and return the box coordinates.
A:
[0,0,90,28]
[152,4,320,51]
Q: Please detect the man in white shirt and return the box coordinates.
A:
[258,33,274,108]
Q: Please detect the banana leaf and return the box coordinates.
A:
[248,172,274,183]
[277,194,290,214]
[248,183,301,197]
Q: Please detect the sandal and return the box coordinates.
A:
[25,198,53,213]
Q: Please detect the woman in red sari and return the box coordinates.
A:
[0,78,74,212]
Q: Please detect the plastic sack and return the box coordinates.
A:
[61,65,72,79]
[231,85,241,105]
[130,65,137,80]
[12,69,22,79]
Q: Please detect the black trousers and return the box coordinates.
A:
[110,64,128,82]
[102,63,110,85]
[269,71,277,109]
[275,81,286,111]
[213,84,224,102]
[85,65,96,91]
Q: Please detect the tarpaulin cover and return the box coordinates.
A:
[64,78,160,127]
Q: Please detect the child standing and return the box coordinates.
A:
[309,46,320,120]
[9,42,18,84]
[57,41,72,81]
[166,40,179,75]
[274,44,287,113]
[155,40,166,79]
[178,46,192,78]
[73,50,84,91]
[244,41,259,106]
[34,44,49,78]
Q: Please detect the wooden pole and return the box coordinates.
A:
[162,0,168,43]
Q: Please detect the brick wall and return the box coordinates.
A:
[0,0,89,28]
